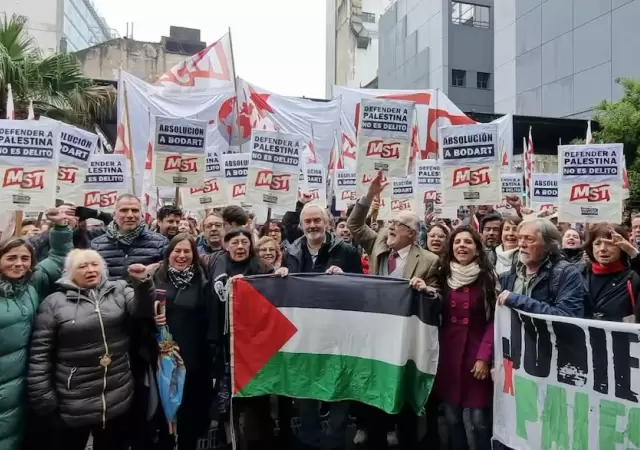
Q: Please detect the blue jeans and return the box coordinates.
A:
[442,403,492,450]
[298,400,350,449]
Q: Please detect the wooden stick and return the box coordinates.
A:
[35,212,44,229]
[13,211,23,237]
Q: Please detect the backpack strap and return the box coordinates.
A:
[627,279,635,309]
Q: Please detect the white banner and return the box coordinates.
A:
[493,306,640,450]
[304,163,327,208]
[531,173,558,211]
[152,116,207,188]
[0,120,60,210]
[57,124,99,204]
[245,129,303,210]
[439,123,500,205]
[334,169,357,212]
[558,144,623,223]
[355,98,414,196]
[223,153,250,207]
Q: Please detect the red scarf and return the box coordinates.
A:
[591,260,625,275]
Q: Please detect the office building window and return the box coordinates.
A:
[452,69,466,87]
[477,72,490,89]
[362,12,376,23]
[452,2,491,28]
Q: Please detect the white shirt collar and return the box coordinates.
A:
[394,245,412,260]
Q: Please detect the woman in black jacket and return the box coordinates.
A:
[27,249,154,450]
[584,223,640,322]
[207,228,281,450]
[152,234,213,450]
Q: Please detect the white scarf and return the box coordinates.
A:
[494,245,518,274]
[447,261,481,290]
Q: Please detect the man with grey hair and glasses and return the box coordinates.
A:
[497,217,585,317]
[346,170,439,449]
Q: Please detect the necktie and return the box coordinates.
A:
[388,251,399,274]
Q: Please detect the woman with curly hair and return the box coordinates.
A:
[434,225,497,450]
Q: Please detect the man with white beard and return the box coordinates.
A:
[281,203,362,450]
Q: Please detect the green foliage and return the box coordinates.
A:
[0,14,115,128]
[570,137,586,145]
[591,78,640,205]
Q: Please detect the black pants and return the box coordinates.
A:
[54,413,130,450]
[231,396,276,450]
[360,404,418,450]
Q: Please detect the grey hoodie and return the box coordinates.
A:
[27,268,154,428]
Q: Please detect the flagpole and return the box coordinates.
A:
[228,27,242,153]
[122,78,138,196]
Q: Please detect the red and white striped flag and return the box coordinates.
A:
[6,84,14,120]
[524,127,535,207]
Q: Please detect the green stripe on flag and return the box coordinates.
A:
[235,352,435,414]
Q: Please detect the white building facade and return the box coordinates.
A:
[326,0,393,97]
[1,0,114,54]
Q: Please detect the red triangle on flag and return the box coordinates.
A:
[232,279,298,394]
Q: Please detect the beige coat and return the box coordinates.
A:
[347,201,439,287]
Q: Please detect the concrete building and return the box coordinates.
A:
[377,0,494,113]
[1,0,115,54]
[494,0,640,119]
[326,0,393,97]
[75,26,207,83]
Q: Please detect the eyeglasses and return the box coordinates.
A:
[227,239,250,248]
[389,220,412,231]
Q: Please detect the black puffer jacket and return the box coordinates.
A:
[27,274,155,428]
[282,232,363,274]
[91,230,168,280]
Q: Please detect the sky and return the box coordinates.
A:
[94,0,328,99]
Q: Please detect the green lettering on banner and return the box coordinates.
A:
[515,375,538,439]
[541,385,569,450]
[572,392,589,450]
[599,400,625,450]
[626,407,640,447]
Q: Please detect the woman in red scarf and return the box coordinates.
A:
[584,223,640,322]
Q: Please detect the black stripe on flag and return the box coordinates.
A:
[246,273,441,327]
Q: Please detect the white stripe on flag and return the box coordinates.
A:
[278,307,439,375]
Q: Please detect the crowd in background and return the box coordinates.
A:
[0,173,639,450]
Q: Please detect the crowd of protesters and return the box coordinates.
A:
[0,171,639,450]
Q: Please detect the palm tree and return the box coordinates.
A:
[0,14,115,128]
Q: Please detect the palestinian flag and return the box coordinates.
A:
[230,273,440,414]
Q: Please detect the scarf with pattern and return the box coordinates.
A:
[168,265,195,289]
[105,220,146,246]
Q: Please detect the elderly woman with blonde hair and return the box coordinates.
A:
[27,249,155,450]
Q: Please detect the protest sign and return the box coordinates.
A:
[245,129,303,209]
[57,124,99,204]
[493,306,640,450]
[531,173,558,212]
[558,144,623,223]
[439,123,500,205]
[181,130,227,210]
[153,116,207,188]
[355,98,414,196]
[223,152,250,207]
[414,160,442,214]
[0,120,60,210]
[334,169,357,212]
[385,177,415,218]
[81,154,129,209]
[501,173,524,197]
[304,163,327,208]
